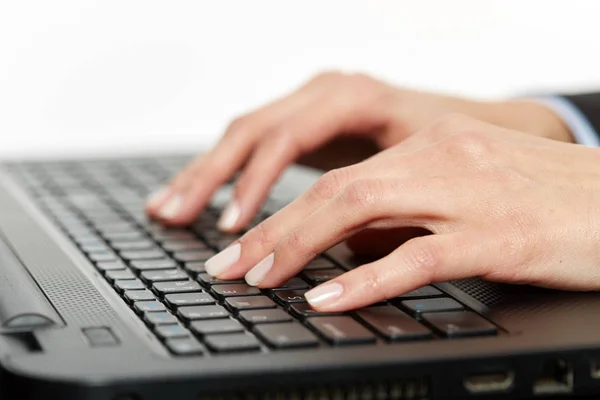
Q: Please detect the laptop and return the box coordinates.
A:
[0,153,600,400]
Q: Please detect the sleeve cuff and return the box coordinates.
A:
[534,96,600,147]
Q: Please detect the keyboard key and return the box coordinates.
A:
[152,230,196,242]
[400,298,464,316]
[302,269,344,285]
[141,269,189,283]
[112,240,154,251]
[96,261,127,272]
[254,322,319,348]
[105,269,136,282]
[394,286,443,299]
[120,249,165,261]
[422,311,498,338]
[211,284,261,299]
[307,317,376,345]
[153,280,203,296]
[183,262,206,274]
[238,309,293,325]
[144,311,178,326]
[104,231,146,242]
[225,296,276,311]
[165,338,204,355]
[165,293,215,308]
[356,306,432,341]
[154,324,191,340]
[114,279,146,292]
[88,252,117,263]
[197,273,245,287]
[289,303,345,318]
[124,289,156,303]
[80,243,110,253]
[271,277,310,290]
[130,259,177,272]
[304,257,337,270]
[204,333,261,353]
[162,240,208,252]
[190,319,244,336]
[272,290,307,304]
[177,305,229,321]
[173,250,215,263]
[134,301,167,313]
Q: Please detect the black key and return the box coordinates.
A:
[307,316,376,345]
[134,301,167,313]
[120,249,165,261]
[154,324,191,340]
[177,305,229,321]
[302,269,344,285]
[104,231,146,242]
[96,261,127,272]
[356,306,432,341]
[105,269,136,282]
[271,277,310,290]
[141,269,189,283]
[211,284,261,299]
[394,286,443,299]
[422,311,498,338]
[162,240,208,252]
[190,319,244,336]
[304,257,337,270]
[153,280,203,296]
[173,250,214,263]
[112,240,154,251]
[88,252,117,263]
[114,279,146,292]
[130,259,177,272]
[184,261,206,274]
[225,296,276,311]
[165,293,215,308]
[144,311,178,326]
[165,338,204,355]
[254,322,319,348]
[400,298,464,316]
[289,303,345,318]
[214,239,237,251]
[204,333,261,353]
[124,289,156,303]
[238,309,293,325]
[197,273,245,287]
[273,290,307,304]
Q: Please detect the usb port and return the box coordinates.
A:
[464,371,515,394]
[533,359,573,395]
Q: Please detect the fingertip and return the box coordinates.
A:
[305,281,345,311]
[145,187,172,213]
[217,200,242,232]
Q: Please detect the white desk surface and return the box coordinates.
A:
[1,0,599,160]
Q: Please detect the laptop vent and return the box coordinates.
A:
[198,378,429,400]
[450,278,550,308]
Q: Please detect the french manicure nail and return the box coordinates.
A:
[245,252,274,286]
[146,187,171,208]
[158,194,183,220]
[218,201,241,231]
[305,282,344,307]
[205,243,241,276]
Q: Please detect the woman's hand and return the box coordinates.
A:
[145,72,572,231]
[203,114,600,311]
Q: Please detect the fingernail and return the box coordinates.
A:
[146,187,171,208]
[205,243,241,276]
[218,201,241,231]
[245,252,274,286]
[305,282,344,307]
[158,194,183,220]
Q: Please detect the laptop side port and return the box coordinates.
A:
[591,359,600,379]
[463,371,515,394]
[533,359,573,395]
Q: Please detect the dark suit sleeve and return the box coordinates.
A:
[563,93,600,136]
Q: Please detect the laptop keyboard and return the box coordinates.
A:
[2,156,499,356]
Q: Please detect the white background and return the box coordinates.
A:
[1,0,599,160]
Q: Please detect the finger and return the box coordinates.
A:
[219,87,392,233]
[145,74,334,225]
[244,177,454,288]
[304,232,494,311]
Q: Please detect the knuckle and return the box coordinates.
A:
[245,222,278,249]
[310,168,351,201]
[281,228,314,258]
[311,70,345,85]
[401,238,444,282]
[437,130,492,162]
[225,115,253,137]
[340,179,385,210]
[427,113,476,139]
[360,267,388,298]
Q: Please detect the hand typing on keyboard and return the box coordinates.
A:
[199,116,600,312]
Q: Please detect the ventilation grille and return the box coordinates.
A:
[450,278,550,308]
